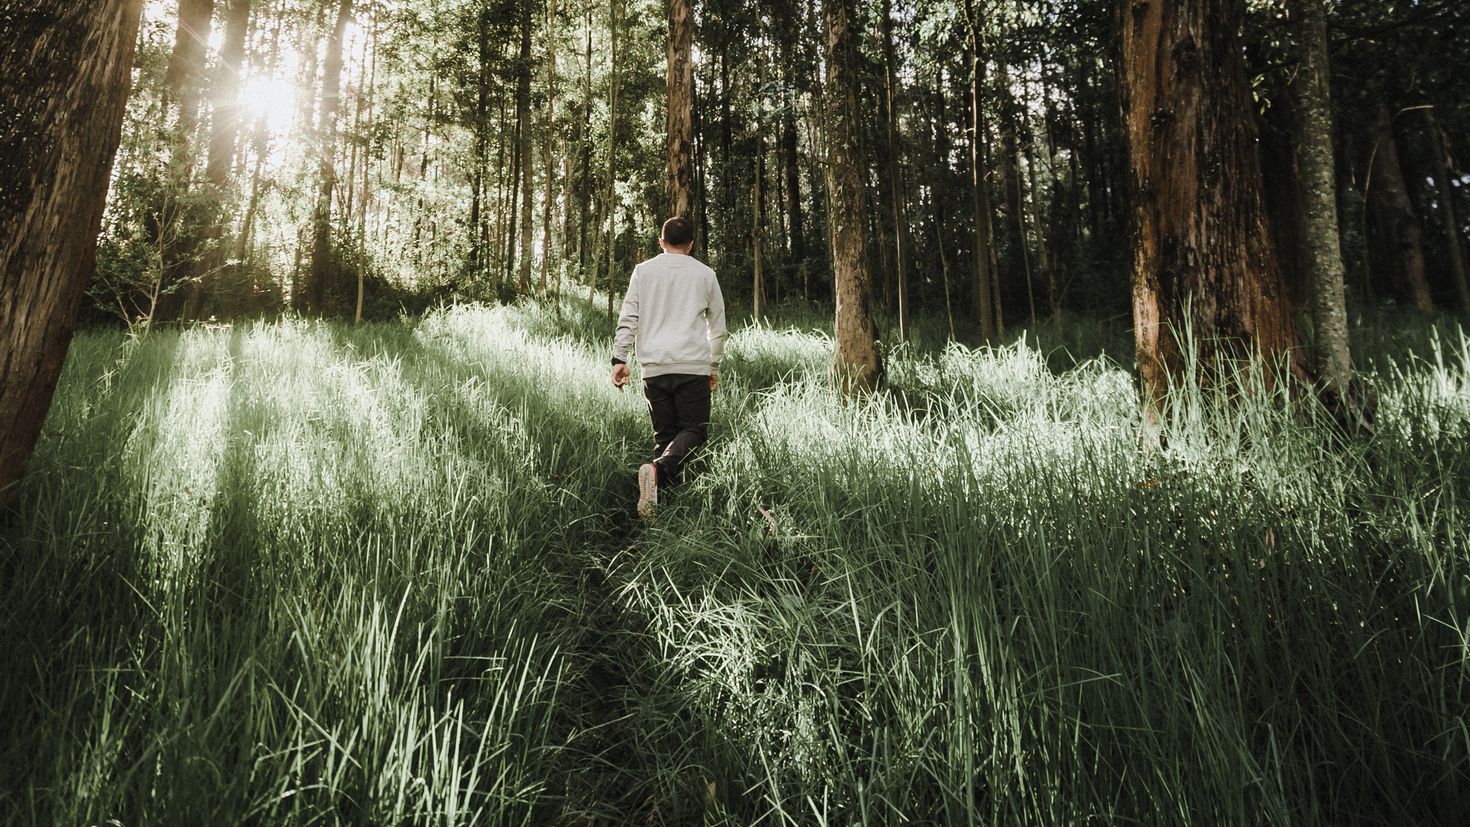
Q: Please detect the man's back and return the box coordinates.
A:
[613,252,726,378]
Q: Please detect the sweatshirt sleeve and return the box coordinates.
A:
[706,270,728,368]
[612,268,639,363]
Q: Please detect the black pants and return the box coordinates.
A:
[643,373,711,486]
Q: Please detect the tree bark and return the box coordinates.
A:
[1119,0,1303,408]
[356,3,378,323]
[1365,103,1433,313]
[516,0,534,295]
[1421,109,1470,315]
[878,0,909,340]
[306,0,352,315]
[1,0,144,510]
[962,0,996,343]
[1290,0,1352,395]
[152,0,215,323]
[542,0,559,296]
[187,0,253,319]
[666,0,694,220]
[821,0,882,391]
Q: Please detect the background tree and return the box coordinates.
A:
[1289,0,1352,397]
[823,0,882,391]
[667,0,694,221]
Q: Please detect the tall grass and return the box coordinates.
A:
[2,298,1466,824]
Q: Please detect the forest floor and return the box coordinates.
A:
[2,297,1468,825]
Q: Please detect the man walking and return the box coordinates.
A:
[611,216,727,519]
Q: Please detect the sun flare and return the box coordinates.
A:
[237,72,299,133]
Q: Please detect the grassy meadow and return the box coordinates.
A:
[2,299,1468,824]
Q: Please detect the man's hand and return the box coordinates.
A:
[709,370,719,391]
[612,362,630,391]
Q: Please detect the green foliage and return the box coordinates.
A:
[3,304,1468,823]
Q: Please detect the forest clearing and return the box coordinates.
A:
[4,0,1470,822]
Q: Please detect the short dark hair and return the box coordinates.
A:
[661,216,695,248]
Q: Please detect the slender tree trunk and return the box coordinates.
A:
[506,95,521,291]
[307,0,352,315]
[356,3,378,323]
[469,4,490,281]
[1290,0,1351,395]
[1,0,144,510]
[1021,79,1059,319]
[962,0,996,342]
[934,68,957,340]
[1366,103,1433,312]
[517,0,535,295]
[666,0,694,219]
[604,0,620,318]
[822,0,882,391]
[542,0,559,296]
[1422,110,1470,315]
[577,11,592,279]
[1120,0,1303,408]
[782,74,805,273]
[878,0,909,340]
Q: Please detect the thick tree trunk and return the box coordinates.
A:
[1421,110,1470,315]
[306,0,352,315]
[1366,103,1433,312]
[821,0,882,391]
[666,0,694,220]
[1291,0,1352,395]
[516,0,534,295]
[1,0,144,510]
[1119,0,1303,408]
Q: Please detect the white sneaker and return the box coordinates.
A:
[637,463,659,520]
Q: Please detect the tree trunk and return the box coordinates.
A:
[356,3,378,323]
[306,0,353,315]
[782,79,805,272]
[962,0,996,343]
[153,0,215,323]
[821,0,882,391]
[603,0,620,319]
[1,0,144,510]
[1119,0,1303,408]
[542,0,559,296]
[516,0,534,295]
[1291,0,1352,395]
[666,0,694,220]
[879,0,909,340]
[469,4,490,281]
[934,67,957,340]
[1366,103,1433,312]
[1421,109,1470,315]
[185,0,253,320]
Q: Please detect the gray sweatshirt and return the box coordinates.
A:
[612,253,727,378]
